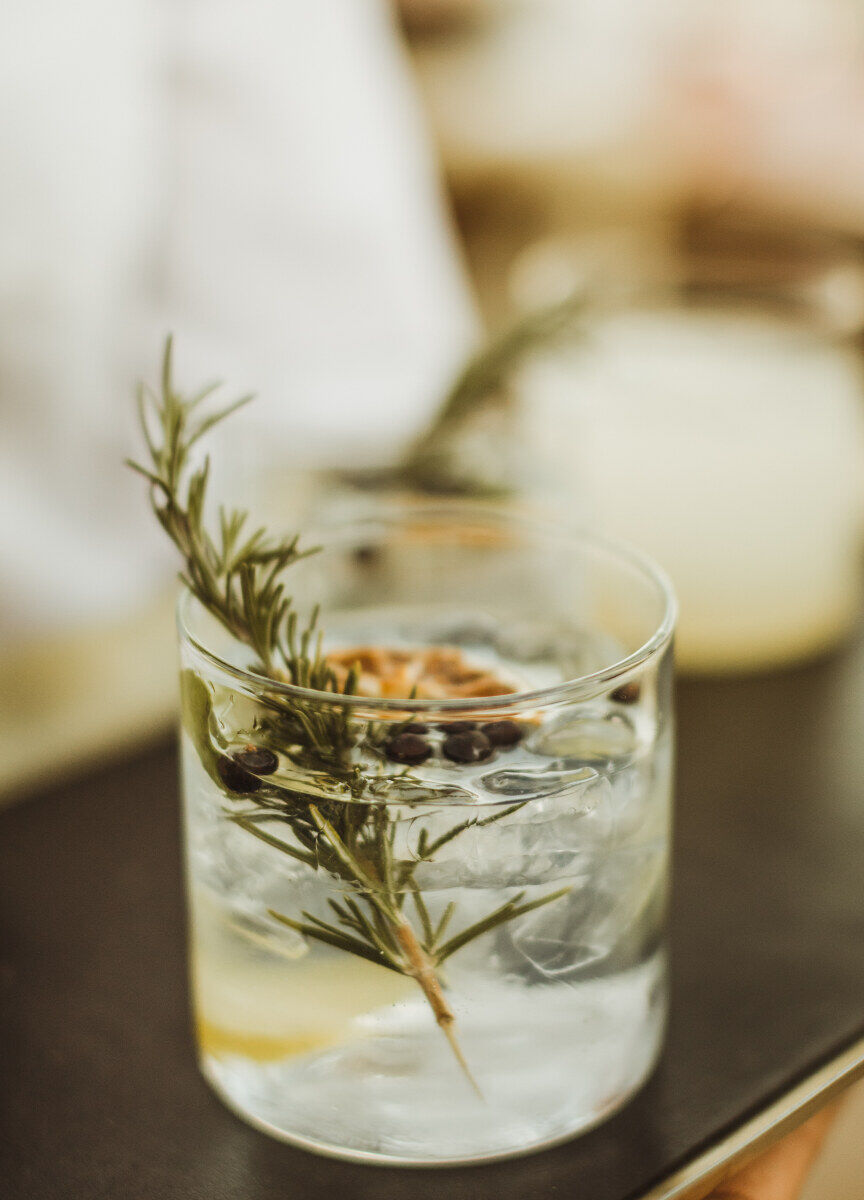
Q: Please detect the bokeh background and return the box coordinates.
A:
[4,2,864,1191]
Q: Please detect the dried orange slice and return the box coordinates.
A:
[326,645,518,701]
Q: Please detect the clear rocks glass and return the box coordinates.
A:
[177,505,676,1165]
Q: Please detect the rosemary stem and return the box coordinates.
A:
[394,920,483,1100]
[136,339,574,1105]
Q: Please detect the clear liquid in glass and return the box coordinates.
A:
[181,611,672,1164]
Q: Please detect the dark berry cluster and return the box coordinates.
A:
[384,718,525,768]
[610,681,641,705]
[216,745,279,794]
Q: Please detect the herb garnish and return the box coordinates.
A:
[129,338,569,1092]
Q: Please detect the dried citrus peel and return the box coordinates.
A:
[326,645,519,701]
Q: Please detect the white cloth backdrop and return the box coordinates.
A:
[0,0,475,637]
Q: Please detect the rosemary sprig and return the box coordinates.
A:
[426,292,584,431]
[131,338,570,1093]
[127,337,328,684]
[402,292,584,495]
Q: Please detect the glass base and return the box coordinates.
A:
[201,1058,659,1166]
[196,961,666,1166]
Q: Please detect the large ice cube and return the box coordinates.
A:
[409,769,615,890]
[530,710,637,762]
[507,841,666,983]
[479,763,598,800]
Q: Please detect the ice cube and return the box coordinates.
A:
[506,897,607,979]
[408,771,615,891]
[530,711,636,761]
[227,909,309,960]
[363,777,477,806]
[506,840,667,982]
[509,887,610,981]
[479,763,599,801]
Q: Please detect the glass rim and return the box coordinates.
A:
[176,505,677,713]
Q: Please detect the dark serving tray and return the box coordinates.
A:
[3,632,864,1200]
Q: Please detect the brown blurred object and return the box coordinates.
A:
[800,1081,864,1200]
[699,1102,841,1200]
[682,211,864,333]
[396,0,487,37]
